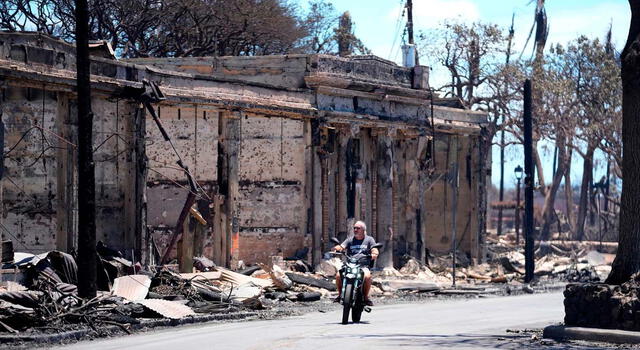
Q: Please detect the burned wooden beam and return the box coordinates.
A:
[285,272,336,291]
[160,192,197,265]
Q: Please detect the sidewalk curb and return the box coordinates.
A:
[543,325,640,344]
[0,311,258,345]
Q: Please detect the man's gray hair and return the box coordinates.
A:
[355,220,367,232]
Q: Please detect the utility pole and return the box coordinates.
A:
[498,124,504,236]
[403,0,419,66]
[523,80,535,283]
[515,174,522,245]
[75,0,97,298]
[407,0,414,44]
[604,159,610,233]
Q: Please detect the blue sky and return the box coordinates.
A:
[326,0,630,189]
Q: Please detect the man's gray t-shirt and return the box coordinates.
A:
[341,235,377,257]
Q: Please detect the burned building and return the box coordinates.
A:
[0,32,489,269]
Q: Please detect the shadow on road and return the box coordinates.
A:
[337,333,604,349]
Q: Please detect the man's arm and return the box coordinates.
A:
[334,237,351,252]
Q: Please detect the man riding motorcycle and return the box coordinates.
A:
[332,220,379,306]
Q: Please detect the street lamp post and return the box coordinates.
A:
[514,165,523,245]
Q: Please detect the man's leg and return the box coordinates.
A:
[363,269,373,305]
[334,272,342,302]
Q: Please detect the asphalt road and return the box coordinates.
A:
[54,292,566,350]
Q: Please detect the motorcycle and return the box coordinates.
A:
[330,237,383,324]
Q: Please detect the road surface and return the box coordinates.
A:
[54,292,566,349]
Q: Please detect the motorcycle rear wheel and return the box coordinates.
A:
[342,283,353,325]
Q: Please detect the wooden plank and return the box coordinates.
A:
[160,192,196,264]
[285,272,336,291]
[179,271,222,281]
[179,216,195,273]
[212,194,224,266]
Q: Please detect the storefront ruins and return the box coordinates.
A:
[0,32,488,269]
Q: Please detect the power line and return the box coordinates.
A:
[388,0,406,60]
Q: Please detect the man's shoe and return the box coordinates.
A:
[333,296,341,303]
[364,298,373,306]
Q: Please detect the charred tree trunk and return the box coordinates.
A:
[75,0,97,299]
[532,142,547,196]
[564,147,575,232]
[607,0,640,285]
[497,124,505,236]
[540,135,568,241]
[576,144,596,241]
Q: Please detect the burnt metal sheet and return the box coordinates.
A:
[227,282,262,301]
[217,267,273,288]
[137,299,195,319]
[111,275,151,301]
[179,271,222,281]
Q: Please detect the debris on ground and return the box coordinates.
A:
[0,233,617,343]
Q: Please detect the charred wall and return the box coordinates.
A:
[0,32,489,268]
[0,85,139,255]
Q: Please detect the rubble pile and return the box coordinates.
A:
[0,234,617,340]
[483,233,613,284]
[0,249,252,336]
[564,273,640,331]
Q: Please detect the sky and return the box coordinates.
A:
[326,0,631,189]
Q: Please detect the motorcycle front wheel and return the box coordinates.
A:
[342,283,353,324]
[352,288,364,323]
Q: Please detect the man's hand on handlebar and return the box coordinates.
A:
[370,248,379,260]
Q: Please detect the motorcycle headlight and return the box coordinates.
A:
[345,273,356,279]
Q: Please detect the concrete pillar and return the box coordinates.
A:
[376,133,394,269]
